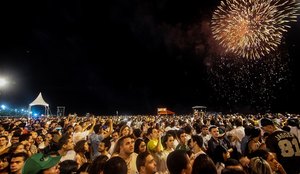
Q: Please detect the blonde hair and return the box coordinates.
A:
[250,157,272,174]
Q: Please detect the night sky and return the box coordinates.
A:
[0,0,300,115]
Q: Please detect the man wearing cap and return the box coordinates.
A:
[21,153,61,174]
[260,118,300,174]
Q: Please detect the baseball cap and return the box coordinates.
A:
[22,153,61,174]
[260,118,274,127]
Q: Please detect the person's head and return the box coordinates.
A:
[249,157,272,174]
[58,135,74,151]
[213,145,230,163]
[209,126,219,139]
[177,129,187,144]
[149,128,159,140]
[136,151,157,174]
[103,156,127,174]
[10,143,26,154]
[11,133,20,144]
[10,152,29,174]
[111,131,119,141]
[192,154,217,174]
[21,153,60,174]
[221,168,246,174]
[59,160,78,174]
[88,155,108,174]
[167,150,192,174]
[225,158,243,170]
[190,135,203,150]
[249,127,261,141]
[0,153,10,172]
[162,134,174,150]
[76,162,91,174]
[201,125,209,135]
[74,140,89,154]
[134,138,146,154]
[251,149,281,173]
[98,138,111,153]
[0,135,9,147]
[119,125,130,137]
[260,118,275,134]
[114,135,134,156]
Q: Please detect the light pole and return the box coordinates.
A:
[0,78,8,88]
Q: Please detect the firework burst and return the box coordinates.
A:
[211,0,299,59]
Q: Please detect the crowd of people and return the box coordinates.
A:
[0,112,299,174]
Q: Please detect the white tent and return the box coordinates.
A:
[28,92,50,117]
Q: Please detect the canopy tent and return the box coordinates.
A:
[157,108,175,115]
[28,92,50,117]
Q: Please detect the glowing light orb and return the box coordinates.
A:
[211,0,299,59]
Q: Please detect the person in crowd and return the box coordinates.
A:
[260,118,300,174]
[21,153,61,174]
[162,133,174,157]
[167,150,192,174]
[9,143,26,154]
[73,118,96,144]
[113,135,138,174]
[119,125,131,137]
[249,157,272,174]
[250,149,287,174]
[90,119,113,160]
[207,126,229,158]
[134,138,147,154]
[59,160,78,174]
[108,131,119,155]
[136,151,157,174]
[245,127,264,156]
[199,125,211,151]
[103,156,127,174]
[74,140,90,167]
[57,135,76,162]
[190,135,205,160]
[192,153,217,174]
[88,155,108,174]
[0,153,10,174]
[213,145,231,174]
[175,129,189,151]
[76,162,91,174]
[10,152,29,174]
[227,119,245,153]
[97,138,111,159]
[0,136,9,155]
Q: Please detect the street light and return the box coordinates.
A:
[0,78,8,88]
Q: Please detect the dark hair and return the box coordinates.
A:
[191,135,203,148]
[167,150,189,174]
[221,168,246,174]
[212,145,228,163]
[100,137,111,150]
[89,155,108,174]
[76,162,91,174]
[136,151,151,172]
[74,140,88,153]
[103,156,127,174]
[209,125,218,132]
[10,152,29,162]
[59,160,78,174]
[162,134,174,149]
[192,154,217,174]
[113,135,133,154]
[134,138,145,154]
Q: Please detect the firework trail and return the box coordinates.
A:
[211,0,299,59]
